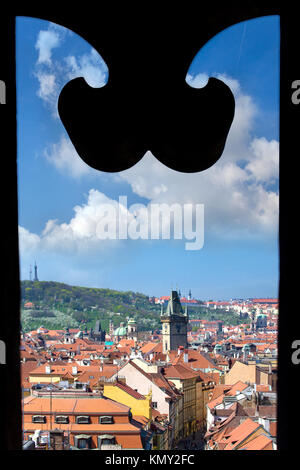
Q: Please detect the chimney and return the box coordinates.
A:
[72,366,78,375]
[45,364,51,374]
[183,349,188,363]
[178,345,184,356]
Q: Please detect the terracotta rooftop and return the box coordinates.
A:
[239,433,273,450]
[163,363,200,380]
[226,381,249,396]
[23,396,130,414]
[222,418,261,450]
[114,381,146,400]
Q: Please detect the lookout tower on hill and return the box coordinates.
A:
[33,261,39,282]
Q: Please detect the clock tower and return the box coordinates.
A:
[161,290,188,354]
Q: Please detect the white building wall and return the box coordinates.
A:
[118,362,170,416]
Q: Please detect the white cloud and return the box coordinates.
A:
[18,226,41,253]
[34,24,108,115]
[35,29,61,65]
[246,137,279,183]
[65,48,107,88]
[187,73,258,164]
[18,188,204,257]
[44,134,96,178]
[35,72,58,105]
[117,73,279,239]
[19,190,128,256]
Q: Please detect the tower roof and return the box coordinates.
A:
[113,322,127,336]
[165,290,184,316]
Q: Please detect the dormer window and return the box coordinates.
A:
[32,415,46,423]
[55,415,69,424]
[76,415,90,424]
[99,415,114,424]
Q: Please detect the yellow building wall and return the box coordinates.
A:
[29,375,61,383]
[103,384,152,420]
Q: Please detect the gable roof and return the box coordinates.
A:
[170,349,218,370]
[163,363,200,380]
[114,381,146,400]
[239,433,273,450]
[226,381,250,396]
[221,418,261,450]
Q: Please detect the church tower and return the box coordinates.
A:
[109,320,114,337]
[127,318,138,342]
[161,290,188,354]
[250,309,256,332]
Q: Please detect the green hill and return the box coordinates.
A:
[20,281,161,333]
[20,281,245,333]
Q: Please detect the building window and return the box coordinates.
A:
[74,435,91,449]
[32,415,46,423]
[76,415,90,424]
[152,402,158,409]
[77,439,88,449]
[55,415,69,424]
[98,435,116,448]
[99,415,114,424]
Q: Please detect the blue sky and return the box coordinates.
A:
[16,15,280,300]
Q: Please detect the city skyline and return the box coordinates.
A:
[22,262,278,302]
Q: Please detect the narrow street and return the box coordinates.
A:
[175,430,206,450]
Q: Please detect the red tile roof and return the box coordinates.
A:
[222,418,261,450]
[114,381,146,400]
[239,433,273,450]
[23,396,130,414]
[163,363,200,380]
